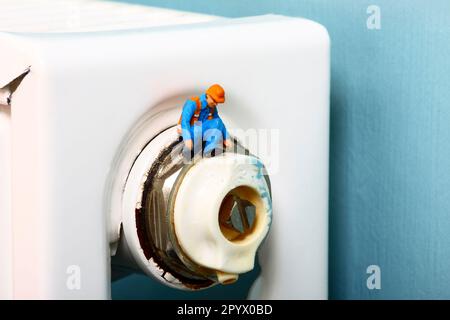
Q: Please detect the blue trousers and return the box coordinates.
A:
[189,118,228,155]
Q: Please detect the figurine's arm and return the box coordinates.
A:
[180,99,196,141]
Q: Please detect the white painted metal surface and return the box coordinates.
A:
[0,0,215,33]
[0,106,12,299]
[0,0,329,300]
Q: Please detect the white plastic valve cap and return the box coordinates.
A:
[173,153,272,274]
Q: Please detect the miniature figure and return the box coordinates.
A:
[178,84,232,156]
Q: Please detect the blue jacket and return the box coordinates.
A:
[180,93,228,141]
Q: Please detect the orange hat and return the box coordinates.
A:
[206,84,225,103]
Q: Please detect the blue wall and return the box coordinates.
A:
[113,0,450,299]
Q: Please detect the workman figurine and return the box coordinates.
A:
[178,84,232,157]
